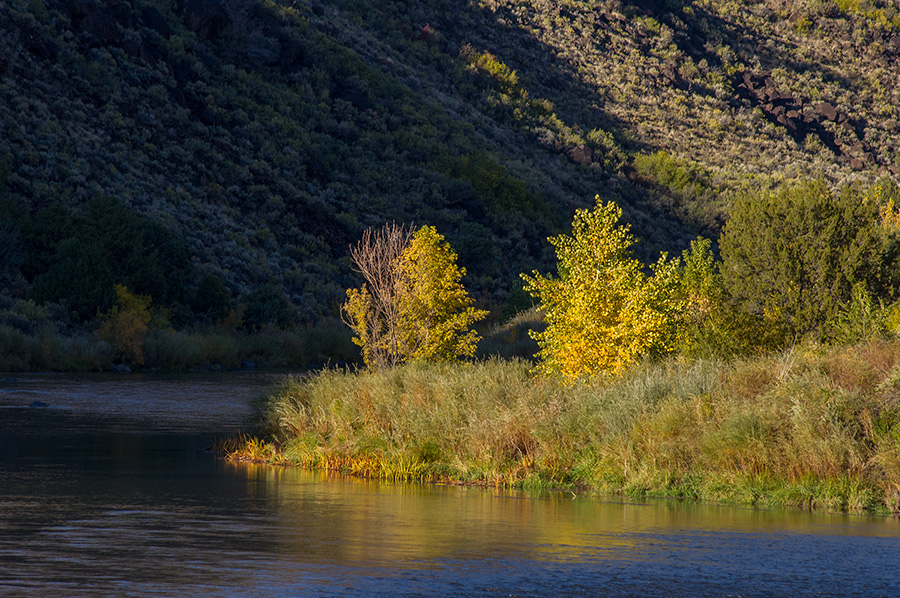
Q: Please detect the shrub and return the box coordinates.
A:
[242,283,295,329]
[720,180,892,344]
[191,273,232,322]
[98,285,152,365]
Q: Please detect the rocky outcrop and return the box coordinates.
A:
[736,72,875,170]
[78,10,121,45]
[567,145,596,166]
[183,0,230,41]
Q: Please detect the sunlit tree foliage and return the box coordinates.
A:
[522,197,680,381]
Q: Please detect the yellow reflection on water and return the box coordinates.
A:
[227,463,900,567]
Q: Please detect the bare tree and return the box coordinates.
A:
[342,222,414,368]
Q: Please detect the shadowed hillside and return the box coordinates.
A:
[0,0,897,331]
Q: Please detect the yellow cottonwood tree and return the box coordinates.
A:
[343,224,487,367]
[522,197,680,381]
[396,225,488,361]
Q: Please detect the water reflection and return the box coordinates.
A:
[1,374,899,597]
[233,464,900,563]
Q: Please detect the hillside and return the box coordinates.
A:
[1,0,898,329]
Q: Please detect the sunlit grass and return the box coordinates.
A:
[237,338,900,513]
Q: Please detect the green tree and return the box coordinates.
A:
[522,197,680,381]
[342,223,487,368]
[672,237,748,357]
[0,219,22,284]
[24,195,193,322]
[31,239,116,321]
[191,273,232,322]
[719,179,890,343]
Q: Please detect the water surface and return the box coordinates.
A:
[1,373,898,596]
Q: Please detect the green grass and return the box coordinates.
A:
[236,338,900,513]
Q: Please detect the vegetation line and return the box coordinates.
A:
[228,341,900,515]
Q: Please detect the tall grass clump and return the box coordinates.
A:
[0,324,113,372]
[239,337,900,513]
[475,308,544,360]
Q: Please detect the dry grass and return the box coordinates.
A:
[237,336,900,513]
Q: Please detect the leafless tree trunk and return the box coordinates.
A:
[342,222,414,368]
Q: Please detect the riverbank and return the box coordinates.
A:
[229,337,900,514]
[0,320,357,373]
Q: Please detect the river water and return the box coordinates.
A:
[1,373,899,597]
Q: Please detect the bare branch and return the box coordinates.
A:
[343,222,414,368]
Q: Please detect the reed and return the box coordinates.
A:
[0,324,113,372]
[237,337,900,513]
[0,319,358,372]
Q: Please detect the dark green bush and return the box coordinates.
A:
[242,283,296,329]
[720,180,893,343]
[191,273,233,322]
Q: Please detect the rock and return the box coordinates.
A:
[142,6,173,37]
[79,10,120,45]
[889,164,900,176]
[115,364,132,373]
[814,102,838,121]
[741,72,755,90]
[29,401,49,408]
[183,0,230,41]
[23,32,59,60]
[786,110,800,120]
[887,35,900,53]
[763,87,781,102]
[567,145,595,166]
[661,66,686,90]
[850,158,864,171]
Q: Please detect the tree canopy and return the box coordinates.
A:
[522,197,679,380]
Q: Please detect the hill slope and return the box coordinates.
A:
[0,0,897,325]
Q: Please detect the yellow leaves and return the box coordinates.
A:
[523,197,681,382]
[343,224,487,368]
[98,284,152,365]
[879,197,900,234]
[397,226,488,362]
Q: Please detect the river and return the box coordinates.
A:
[1,373,898,597]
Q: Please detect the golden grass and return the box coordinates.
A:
[232,338,900,513]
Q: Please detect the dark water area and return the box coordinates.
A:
[1,373,899,597]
